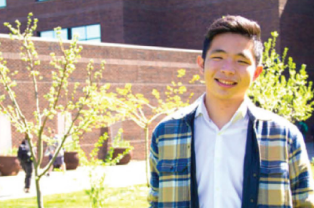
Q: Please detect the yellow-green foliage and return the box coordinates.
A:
[248,32,314,123]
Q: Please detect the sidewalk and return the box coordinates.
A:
[0,160,146,201]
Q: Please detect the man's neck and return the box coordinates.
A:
[204,94,244,129]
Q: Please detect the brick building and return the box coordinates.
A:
[0,0,313,70]
[0,34,203,160]
[0,0,313,159]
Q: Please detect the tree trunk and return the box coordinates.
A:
[144,126,150,187]
[34,167,44,208]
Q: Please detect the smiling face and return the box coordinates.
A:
[198,32,262,104]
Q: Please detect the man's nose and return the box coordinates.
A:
[220,60,235,75]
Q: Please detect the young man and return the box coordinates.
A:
[17,135,33,193]
[148,15,314,208]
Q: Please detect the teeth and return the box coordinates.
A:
[218,79,235,85]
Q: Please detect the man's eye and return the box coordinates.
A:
[238,60,249,64]
[212,56,222,60]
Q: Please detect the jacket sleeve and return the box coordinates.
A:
[147,129,160,208]
[289,130,314,207]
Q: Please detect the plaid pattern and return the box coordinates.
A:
[148,99,314,208]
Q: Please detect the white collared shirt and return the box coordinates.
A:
[194,94,249,208]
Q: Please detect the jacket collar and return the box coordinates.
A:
[164,95,201,124]
[246,97,273,122]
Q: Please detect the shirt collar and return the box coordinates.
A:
[231,98,248,124]
[195,93,208,119]
[195,93,248,124]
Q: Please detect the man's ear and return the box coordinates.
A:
[197,55,204,74]
[253,65,263,81]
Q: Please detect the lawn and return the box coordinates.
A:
[1,184,149,208]
[2,165,314,208]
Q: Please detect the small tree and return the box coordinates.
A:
[248,32,314,123]
[0,14,113,208]
[98,69,193,186]
[80,132,132,208]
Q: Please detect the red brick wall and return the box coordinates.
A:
[151,0,280,51]
[0,35,204,160]
[280,0,314,69]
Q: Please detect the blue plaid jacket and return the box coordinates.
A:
[148,98,314,208]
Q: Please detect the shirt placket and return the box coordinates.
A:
[213,130,223,208]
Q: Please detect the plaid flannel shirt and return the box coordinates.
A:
[148,97,314,208]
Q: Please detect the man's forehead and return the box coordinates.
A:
[208,34,255,57]
[209,33,253,47]
[207,44,255,58]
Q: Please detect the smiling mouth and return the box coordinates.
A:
[215,78,237,86]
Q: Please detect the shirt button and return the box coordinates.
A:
[253,173,257,177]
[250,199,254,203]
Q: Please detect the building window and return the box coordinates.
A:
[0,0,6,8]
[71,24,101,42]
[39,24,101,42]
[39,28,68,40]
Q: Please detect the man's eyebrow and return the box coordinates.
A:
[237,52,250,60]
[209,49,226,55]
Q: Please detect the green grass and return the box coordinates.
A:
[1,184,149,208]
[3,165,314,208]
